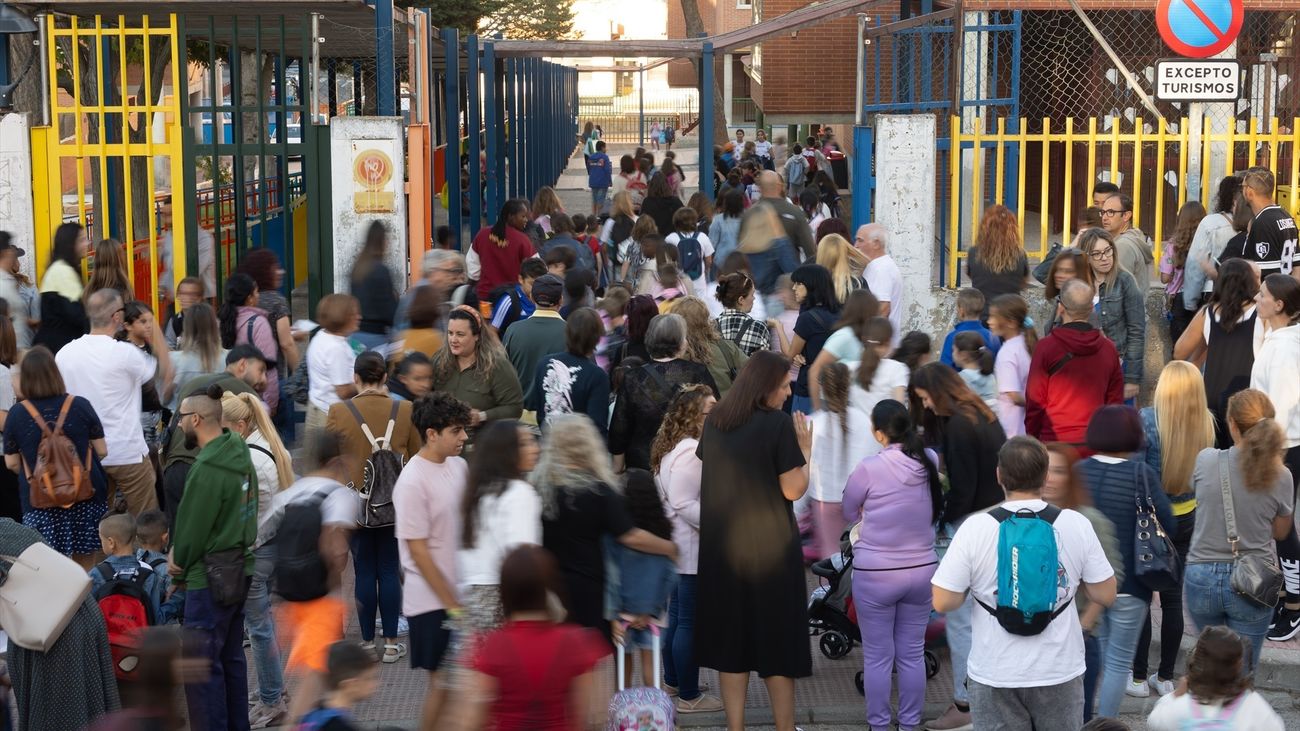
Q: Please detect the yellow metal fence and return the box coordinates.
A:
[30,14,186,314]
[945,116,1300,288]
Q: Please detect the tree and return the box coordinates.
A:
[678,0,728,144]
[415,0,576,40]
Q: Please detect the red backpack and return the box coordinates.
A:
[93,562,157,680]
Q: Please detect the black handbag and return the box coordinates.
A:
[1133,464,1182,593]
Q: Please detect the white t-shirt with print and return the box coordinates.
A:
[665,231,717,295]
[931,499,1114,688]
[307,331,357,412]
[57,334,156,466]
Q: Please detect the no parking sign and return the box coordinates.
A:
[1156,0,1244,58]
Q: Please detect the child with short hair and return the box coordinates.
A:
[435,225,454,250]
[1146,626,1284,730]
[134,509,183,624]
[295,641,381,731]
[92,513,164,620]
[953,331,998,410]
[939,287,1000,368]
[783,145,807,199]
[544,245,576,277]
[588,140,613,216]
[490,258,547,337]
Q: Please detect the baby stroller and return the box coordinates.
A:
[808,527,942,695]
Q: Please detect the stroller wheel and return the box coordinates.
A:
[925,649,939,679]
[819,631,852,659]
[854,671,864,696]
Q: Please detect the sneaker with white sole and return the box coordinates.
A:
[1125,678,1150,698]
[376,615,411,636]
[675,694,723,714]
[383,642,408,664]
[1148,673,1176,696]
[924,704,973,731]
[1267,606,1300,642]
[248,699,287,729]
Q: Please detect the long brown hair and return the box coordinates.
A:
[834,288,879,345]
[988,294,1037,356]
[974,204,1023,274]
[854,317,894,392]
[1044,248,1095,300]
[709,350,790,432]
[85,238,132,303]
[1227,389,1285,492]
[908,361,997,433]
[1168,200,1207,268]
[673,297,719,365]
[650,384,714,472]
[1044,443,1092,510]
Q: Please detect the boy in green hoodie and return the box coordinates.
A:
[171,382,258,731]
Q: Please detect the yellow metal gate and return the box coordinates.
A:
[30,13,187,313]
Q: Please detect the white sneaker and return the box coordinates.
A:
[1125,678,1151,698]
[1148,673,1176,696]
[248,699,287,729]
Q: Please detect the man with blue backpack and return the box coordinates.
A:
[932,436,1117,730]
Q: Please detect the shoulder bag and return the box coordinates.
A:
[1220,451,1284,607]
[0,541,92,651]
[1133,464,1181,592]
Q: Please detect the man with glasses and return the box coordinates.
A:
[1229,166,1300,281]
[1100,193,1154,293]
[393,249,478,334]
[56,288,172,516]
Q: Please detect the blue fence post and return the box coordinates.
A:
[483,41,499,224]
[467,35,482,231]
[506,58,517,201]
[852,125,873,231]
[441,27,461,249]
[699,42,715,195]
[375,0,395,116]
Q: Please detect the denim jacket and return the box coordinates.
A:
[602,537,678,619]
[1139,407,1197,512]
[1096,270,1146,384]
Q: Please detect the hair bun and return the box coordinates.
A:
[204,383,226,401]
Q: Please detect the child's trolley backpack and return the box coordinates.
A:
[606,624,675,731]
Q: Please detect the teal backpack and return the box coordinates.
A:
[975,505,1068,636]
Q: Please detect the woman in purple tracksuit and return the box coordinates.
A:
[841,399,945,731]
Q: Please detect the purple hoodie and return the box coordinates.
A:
[841,444,939,570]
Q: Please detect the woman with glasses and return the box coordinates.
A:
[1078,228,1147,402]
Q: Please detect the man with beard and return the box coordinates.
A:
[171,382,258,731]
[161,344,268,532]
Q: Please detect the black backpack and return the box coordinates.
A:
[345,400,403,528]
[272,488,334,602]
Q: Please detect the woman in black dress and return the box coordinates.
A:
[696,350,813,731]
[536,412,677,644]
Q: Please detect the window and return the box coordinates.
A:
[737,0,752,7]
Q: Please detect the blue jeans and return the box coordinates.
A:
[352,525,402,642]
[662,574,700,700]
[747,240,799,296]
[184,584,251,731]
[941,522,973,705]
[1095,594,1149,718]
[246,545,283,706]
[351,331,389,352]
[1184,562,1273,672]
[1082,631,1100,722]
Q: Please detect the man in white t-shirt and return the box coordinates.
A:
[57,288,171,516]
[855,223,905,346]
[393,391,473,731]
[931,436,1116,730]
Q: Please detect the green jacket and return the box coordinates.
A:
[172,429,258,589]
[163,372,257,469]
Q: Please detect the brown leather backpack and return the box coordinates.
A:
[21,396,94,509]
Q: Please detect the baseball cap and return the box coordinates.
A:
[531,274,564,307]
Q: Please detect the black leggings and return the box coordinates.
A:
[1134,509,1195,681]
[1277,446,1300,604]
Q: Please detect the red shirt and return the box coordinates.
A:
[470,621,609,731]
[472,226,536,299]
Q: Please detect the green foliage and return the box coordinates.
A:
[412,0,576,40]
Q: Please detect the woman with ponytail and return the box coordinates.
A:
[850,317,909,405]
[220,390,294,717]
[806,362,877,561]
[1187,389,1295,669]
[1250,274,1300,639]
[987,294,1037,436]
[840,399,942,731]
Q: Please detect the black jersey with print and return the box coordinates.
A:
[1237,205,1299,275]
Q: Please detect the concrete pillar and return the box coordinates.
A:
[330,117,409,295]
[874,115,937,332]
[0,114,35,283]
[723,52,734,129]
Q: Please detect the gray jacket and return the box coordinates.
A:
[1097,269,1147,384]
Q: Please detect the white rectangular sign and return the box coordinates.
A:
[1155,59,1241,102]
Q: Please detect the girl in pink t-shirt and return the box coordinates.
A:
[987,294,1037,437]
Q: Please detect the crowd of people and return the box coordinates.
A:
[0,139,1298,731]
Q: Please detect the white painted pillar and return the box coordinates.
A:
[875,115,937,332]
[959,12,989,247]
[0,114,36,282]
[723,52,734,129]
[330,117,409,294]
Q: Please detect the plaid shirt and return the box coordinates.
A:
[715,308,770,356]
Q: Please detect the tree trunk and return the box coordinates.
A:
[128,37,170,243]
[678,0,728,143]
[10,31,42,119]
[56,37,103,240]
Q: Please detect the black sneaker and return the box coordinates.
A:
[1267,606,1300,642]
[1270,601,1286,630]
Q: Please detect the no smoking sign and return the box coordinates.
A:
[1156,0,1244,58]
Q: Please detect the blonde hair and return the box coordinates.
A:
[672,296,718,365]
[531,413,617,519]
[610,191,636,220]
[1153,361,1216,496]
[1228,389,1286,492]
[221,391,294,491]
[815,234,867,304]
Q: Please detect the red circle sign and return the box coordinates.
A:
[1156,0,1244,58]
